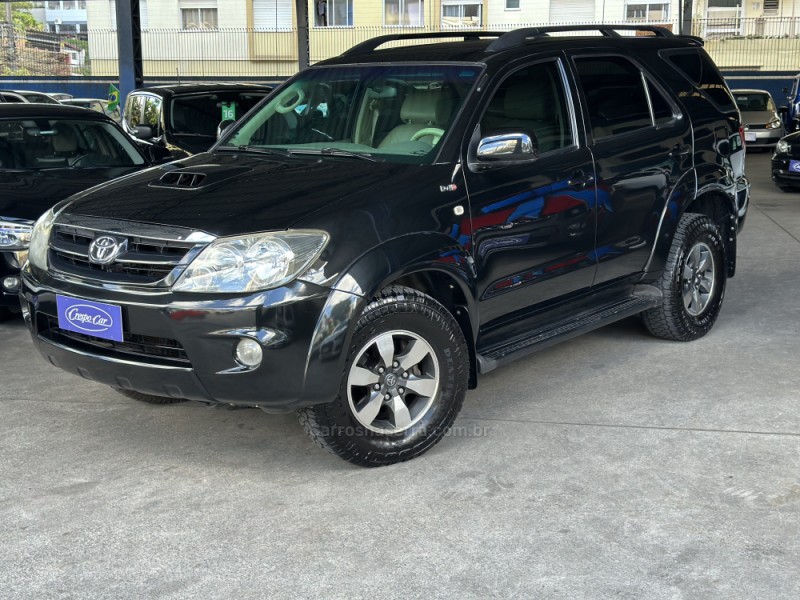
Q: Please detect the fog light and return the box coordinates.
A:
[2,276,20,292]
[235,338,263,368]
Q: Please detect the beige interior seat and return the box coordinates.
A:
[378,89,453,148]
[483,81,560,151]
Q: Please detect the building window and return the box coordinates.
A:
[182,7,218,29]
[763,0,779,13]
[625,3,670,20]
[442,1,481,27]
[315,0,353,26]
[384,0,424,26]
[505,0,520,10]
[253,0,293,30]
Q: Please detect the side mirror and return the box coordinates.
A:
[217,119,235,140]
[134,125,153,140]
[471,133,538,171]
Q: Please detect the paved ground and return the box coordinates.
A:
[1,152,799,599]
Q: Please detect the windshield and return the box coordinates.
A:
[222,64,482,164]
[733,92,776,112]
[0,118,146,170]
[170,91,269,137]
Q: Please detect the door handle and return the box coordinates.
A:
[670,144,691,158]
[568,172,595,190]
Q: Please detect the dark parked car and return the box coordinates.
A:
[21,26,749,466]
[0,90,61,104]
[0,104,151,318]
[772,130,800,191]
[783,73,800,132]
[121,83,272,160]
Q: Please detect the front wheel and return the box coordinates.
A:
[642,213,727,341]
[298,286,469,467]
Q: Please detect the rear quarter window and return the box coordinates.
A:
[661,48,736,111]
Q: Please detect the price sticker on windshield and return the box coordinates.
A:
[221,102,237,121]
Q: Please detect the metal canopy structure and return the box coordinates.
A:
[111,0,309,99]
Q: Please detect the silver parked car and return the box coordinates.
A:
[732,89,784,149]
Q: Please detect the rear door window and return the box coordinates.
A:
[573,56,653,140]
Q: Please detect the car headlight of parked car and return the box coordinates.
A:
[766,118,783,130]
[27,208,57,271]
[173,230,329,293]
[0,219,34,251]
[775,139,791,154]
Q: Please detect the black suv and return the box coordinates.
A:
[21,26,749,466]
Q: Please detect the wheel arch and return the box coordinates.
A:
[301,234,480,403]
[683,188,738,277]
[647,184,738,280]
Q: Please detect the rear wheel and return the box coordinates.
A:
[112,387,187,405]
[298,286,469,467]
[642,213,726,341]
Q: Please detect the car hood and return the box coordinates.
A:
[0,166,143,222]
[61,152,433,237]
[740,110,779,125]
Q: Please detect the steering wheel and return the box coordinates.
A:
[275,88,305,114]
[410,128,445,145]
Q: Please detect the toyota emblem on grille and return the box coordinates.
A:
[88,235,126,265]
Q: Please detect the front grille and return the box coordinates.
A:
[37,313,191,367]
[49,224,201,285]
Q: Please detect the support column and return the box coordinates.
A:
[681,0,694,36]
[297,0,309,70]
[115,0,143,101]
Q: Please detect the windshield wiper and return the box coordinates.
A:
[289,148,379,162]
[218,145,290,157]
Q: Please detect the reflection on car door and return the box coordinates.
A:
[570,53,694,285]
[463,58,598,326]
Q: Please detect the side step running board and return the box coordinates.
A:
[477,295,660,374]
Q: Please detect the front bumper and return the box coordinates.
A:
[771,157,800,189]
[21,269,358,410]
[0,251,25,307]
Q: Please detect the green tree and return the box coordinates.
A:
[10,2,44,32]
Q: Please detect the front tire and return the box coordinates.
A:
[112,387,187,405]
[298,286,469,467]
[642,213,727,341]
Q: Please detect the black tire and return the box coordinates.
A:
[778,185,799,193]
[298,286,469,467]
[0,307,15,322]
[642,213,727,341]
[112,387,187,405]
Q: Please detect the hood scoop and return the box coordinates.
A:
[157,171,207,188]
[150,164,254,191]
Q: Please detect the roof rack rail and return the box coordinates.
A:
[341,31,508,56]
[485,25,678,53]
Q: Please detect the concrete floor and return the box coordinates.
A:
[1,152,799,599]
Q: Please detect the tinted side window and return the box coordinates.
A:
[574,56,652,140]
[125,94,144,128]
[663,49,736,111]
[480,60,573,153]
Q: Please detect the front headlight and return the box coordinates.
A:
[766,118,783,130]
[28,208,57,271]
[0,219,34,250]
[173,230,328,293]
[775,139,791,155]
